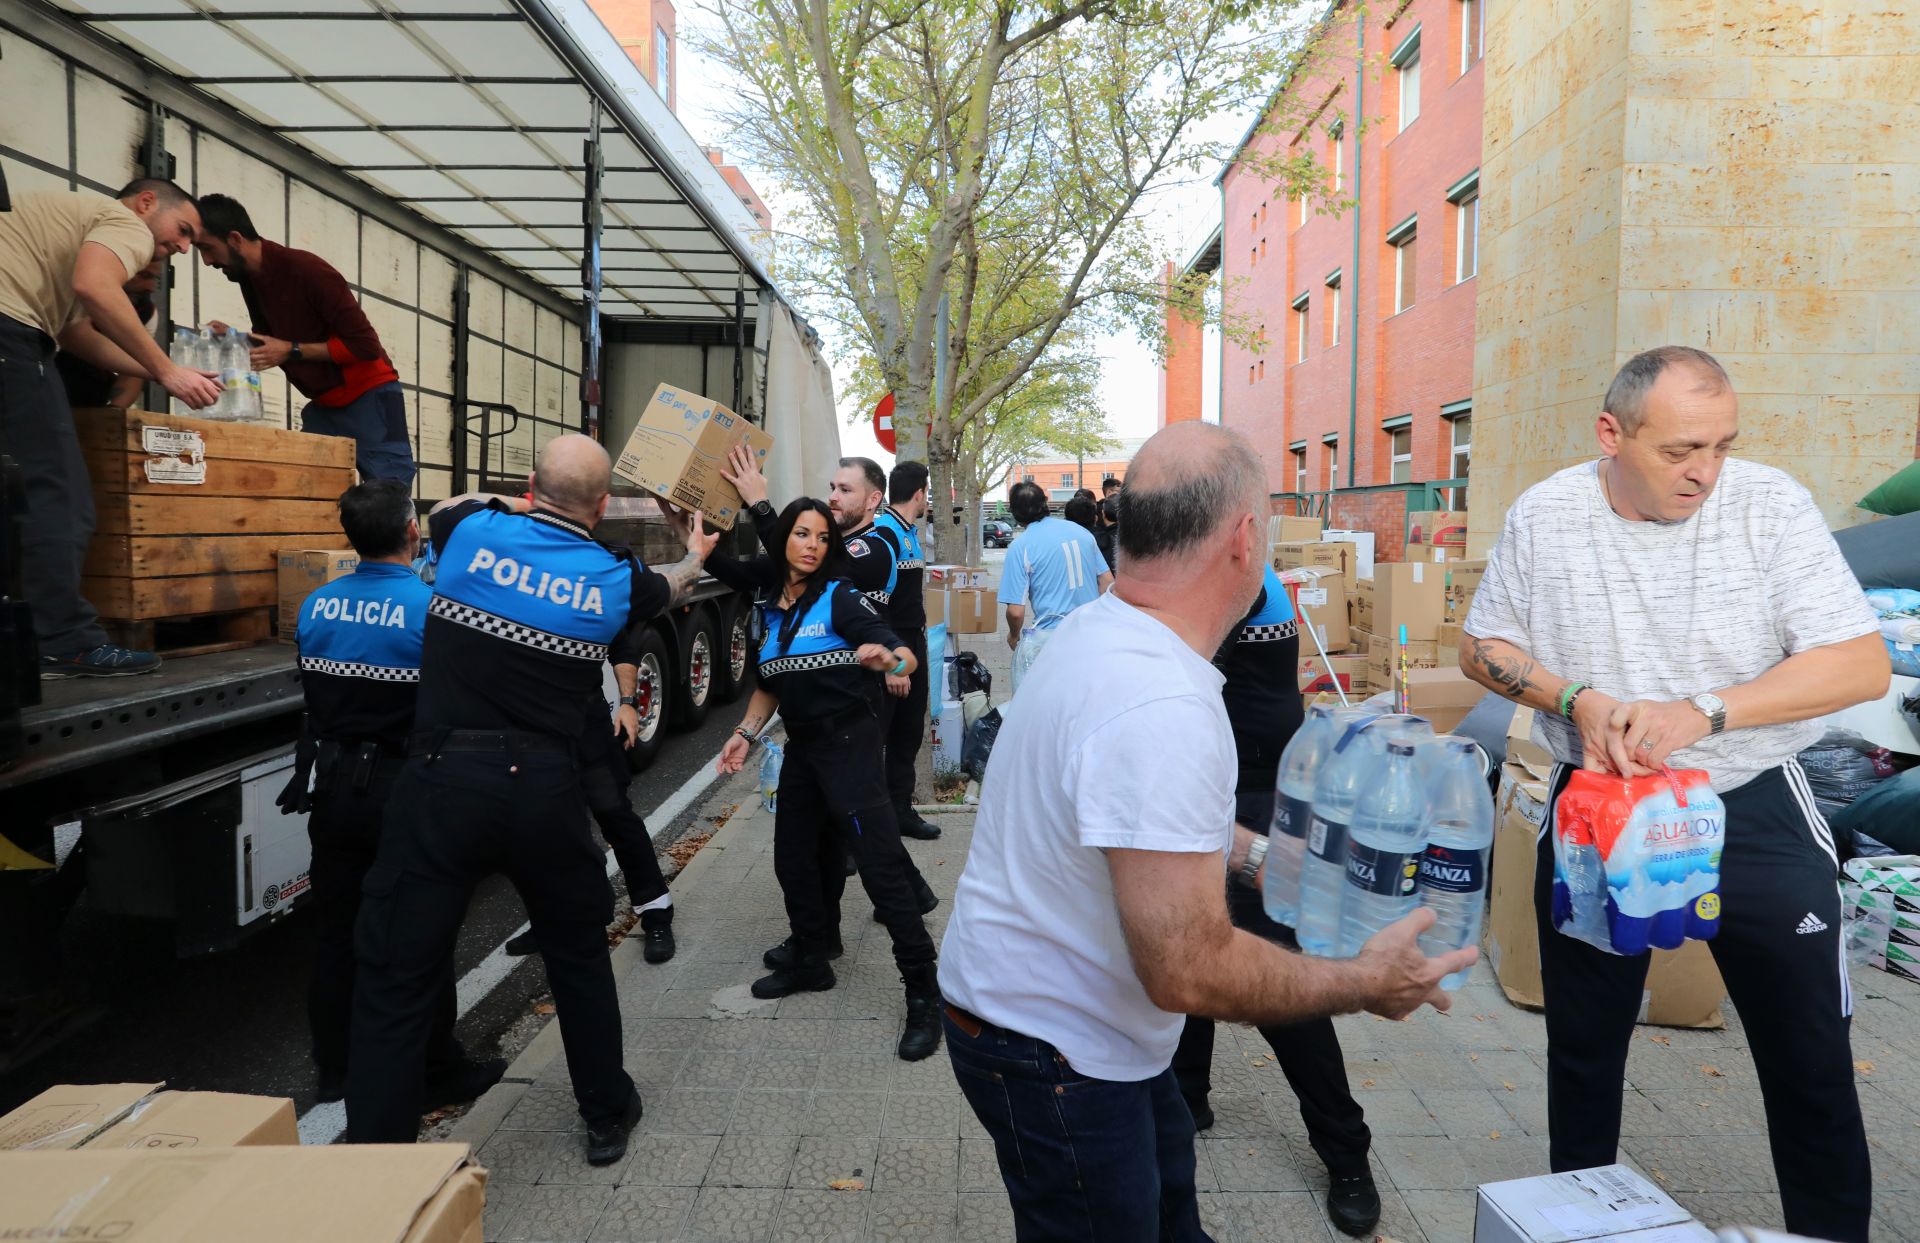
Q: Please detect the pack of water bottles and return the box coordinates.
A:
[1265,705,1493,989]
[1550,768,1724,956]
[169,324,263,421]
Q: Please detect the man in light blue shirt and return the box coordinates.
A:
[999,481,1112,663]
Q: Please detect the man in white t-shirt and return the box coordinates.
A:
[941,422,1471,1243]
[1460,346,1887,1243]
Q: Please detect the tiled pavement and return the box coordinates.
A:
[459,582,1920,1241]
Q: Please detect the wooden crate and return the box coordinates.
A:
[76,407,356,625]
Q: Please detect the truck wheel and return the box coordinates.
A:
[714,601,753,703]
[674,608,717,729]
[625,626,672,773]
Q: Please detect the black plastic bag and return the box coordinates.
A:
[954,652,993,699]
[963,708,1003,783]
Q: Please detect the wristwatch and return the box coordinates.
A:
[1689,692,1727,736]
[1237,833,1270,889]
[619,694,639,708]
[749,500,775,520]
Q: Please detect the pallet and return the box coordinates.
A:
[101,608,274,658]
[81,571,276,618]
[74,407,355,471]
[83,532,340,579]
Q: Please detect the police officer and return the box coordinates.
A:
[281,480,505,1107]
[1168,562,1380,1236]
[701,498,943,1061]
[871,462,940,841]
[346,435,716,1164]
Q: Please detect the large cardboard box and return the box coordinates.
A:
[1299,654,1368,696]
[928,564,988,589]
[1271,540,1359,581]
[1273,515,1325,544]
[90,1091,297,1150]
[1407,509,1468,548]
[1437,622,1464,667]
[277,548,359,637]
[1404,666,1485,732]
[928,587,994,633]
[1366,634,1440,699]
[1373,560,1448,643]
[1352,576,1374,632]
[611,383,773,530]
[1474,1166,1713,1243]
[1321,528,1376,579]
[1488,762,1727,1028]
[1447,558,1487,622]
[1277,567,1349,654]
[0,1144,485,1243]
[0,1083,160,1151]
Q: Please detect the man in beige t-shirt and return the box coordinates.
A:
[0,178,221,677]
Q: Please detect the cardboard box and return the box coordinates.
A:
[1352,576,1374,632]
[611,383,773,530]
[1487,762,1727,1028]
[0,1144,485,1243]
[1475,1165,1713,1243]
[1271,540,1359,581]
[928,564,988,590]
[1407,509,1468,548]
[277,548,359,636]
[1373,560,1448,643]
[0,1083,160,1151]
[1366,634,1440,698]
[1299,654,1368,695]
[1437,622,1464,667]
[89,1091,297,1150]
[1322,528,1376,579]
[1403,666,1485,732]
[928,586,994,633]
[1277,567,1348,654]
[1505,705,1558,775]
[1273,515,1325,544]
[1447,558,1487,622]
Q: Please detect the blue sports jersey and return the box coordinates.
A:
[997,516,1109,631]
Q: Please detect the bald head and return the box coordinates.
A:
[1116,422,1266,564]
[531,434,613,523]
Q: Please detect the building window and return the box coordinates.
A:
[1393,29,1422,132]
[1258,359,1266,380]
[1103,471,1117,481]
[1390,426,1413,484]
[1461,0,1482,73]
[1329,121,1344,193]
[1327,439,1340,490]
[1060,473,1074,487]
[1450,412,1472,508]
[1388,218,1418,314]
[1325,271,1342,347]
[1293,448,1307,494]
[1022,472,1035,483]
[1249,364,1257,384]
[1455,191,1478,282]
[1291,292,1310,362]
[1251,246,1258,267]
[655,26,671,100]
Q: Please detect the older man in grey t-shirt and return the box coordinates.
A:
[1460,346,1887,1243]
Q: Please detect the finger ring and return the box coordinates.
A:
[1640,739,1655,751]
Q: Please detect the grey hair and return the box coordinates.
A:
[1115,427,1267,563]
[1604,346,1731,433]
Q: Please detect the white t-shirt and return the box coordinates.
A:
[938,592,1235,1081]
[1465,458,1878,791]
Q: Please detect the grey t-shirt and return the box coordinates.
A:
[1464,458,1877,791]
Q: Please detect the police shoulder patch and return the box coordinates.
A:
[848,540,869,557]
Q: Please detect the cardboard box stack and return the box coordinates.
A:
[1276,566,1348,655]
[1402,666,1483,733]
[1271,539,1360,581]
[611,383,773,530]
[1271,514,1325,544]
[926,564,993,634]
[1406,509,1467,550]
[1447,558,1486,623]
[1299,654,1367,696]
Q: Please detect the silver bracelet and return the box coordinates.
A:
[1236,833,1270,889]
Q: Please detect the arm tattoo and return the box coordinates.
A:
[659,550,707,607]
[1472,637,1539,700]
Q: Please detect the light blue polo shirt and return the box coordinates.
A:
[997,517,1109,632]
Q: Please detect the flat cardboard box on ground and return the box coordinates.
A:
[1407,509,1468,549]
[0,1143,484,1243]
[1276,567,1349,653]
[1474,1165,1713,1243]
[277,548,359,636]
[1488,745,1727,1028]
[927,586,993,633]
[611,383,772,530]
[0,1085,295,1152]
[1373,561,1448,643]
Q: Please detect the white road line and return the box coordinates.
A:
[297,734,750,1145]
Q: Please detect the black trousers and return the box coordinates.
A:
[347,746,633,1142]
[306,744,459,1078]
[0,315,107,657]
[776,706,935,972]
[582,721,670,911]
[1533,761,1869,1242]
[881,627,929,822]
[1170,794,1371,1178]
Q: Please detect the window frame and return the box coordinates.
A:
[654,26,672,101]
[1389,426,1413,484]
[1325,269,1343,347]
[1387,215,1418,314]
[1292,444,1308,494]
[1291,291,1311,363]
[1324,435,1340,490]
[1447,170,1480,284]
[1460,0,1482,74]
[1391,27,1423,132]
[1443,401,1472,508]
[1329,119,1344,194]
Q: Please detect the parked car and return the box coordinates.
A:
[982,520,1014,548]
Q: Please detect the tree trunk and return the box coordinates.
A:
[960,481,983,566]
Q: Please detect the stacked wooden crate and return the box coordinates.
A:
[77,408,355,653]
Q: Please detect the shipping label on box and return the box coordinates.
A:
[1374,560,1448,643]
[277,549,360,637]
[1300,654,1368,695]
[612,383,774,530]
[1407,509,1468,548]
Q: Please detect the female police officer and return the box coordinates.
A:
[682,497,942,1061]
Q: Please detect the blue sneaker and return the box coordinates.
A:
[40,643,162,679]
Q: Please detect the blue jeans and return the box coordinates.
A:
[945,1012,1211,1243]
[302,381,415,484]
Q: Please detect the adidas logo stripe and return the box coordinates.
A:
[1796,912,1828,935]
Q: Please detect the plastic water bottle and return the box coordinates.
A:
[1267,704,1370,928]
[758,740,783,813]
[1297,715,1430,956]
[226,327,262,420]
[169,328,197,416]
[1338,738,1429,955]
[1416,738,1494,988]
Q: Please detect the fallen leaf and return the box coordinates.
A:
[1501,1081,1515,1092]
[1246,1148,1256,1156]
[1855,1059,1875,1075]
[1488,1130,1502,1140]
[1360,1079,1376,1088]
[533,1003,556,1015]
[1648,1034,1671,1047]
[1469,1053,1480,1062]
[1701,1065,1723,1078]
[1651,1168,1669,1185]
[827,1178,865,1192]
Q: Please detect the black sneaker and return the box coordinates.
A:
[40,644,161,679]
[1326,1169,1382,1237]
[751,957,835,1000]
[642,924,676,964]
[872,877,939,923]
[503,929,539,957]
[763,933,842,969]
[1186,1099,1215,1132]
[315,1067,347,1105]
[900,814,942,841]
[424,1057,508,1110]
[585,1089,644,1166]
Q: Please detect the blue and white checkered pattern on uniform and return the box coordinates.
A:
[295,561,432,677]
[1236,565,1299,644]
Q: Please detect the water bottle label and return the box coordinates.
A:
[1273,796,1311,841]
[1345,843,1420,897]
[1307,815,1346,863]
[1418,845,1486,895]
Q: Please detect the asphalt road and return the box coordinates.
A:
[0,704,745,1121]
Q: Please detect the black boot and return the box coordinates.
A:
[503,928,539,957]
[639,906,676,965]
[585,1088,644,1166]
[843,849,858,877]
[872,875,939,924]
[897,964,942,1061]
[1326,1168,1382,1237]
[899,812,942,841]
[752,943,836,999]
[763,931,843,969]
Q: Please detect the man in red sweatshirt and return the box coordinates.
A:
[193,193,416,483]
